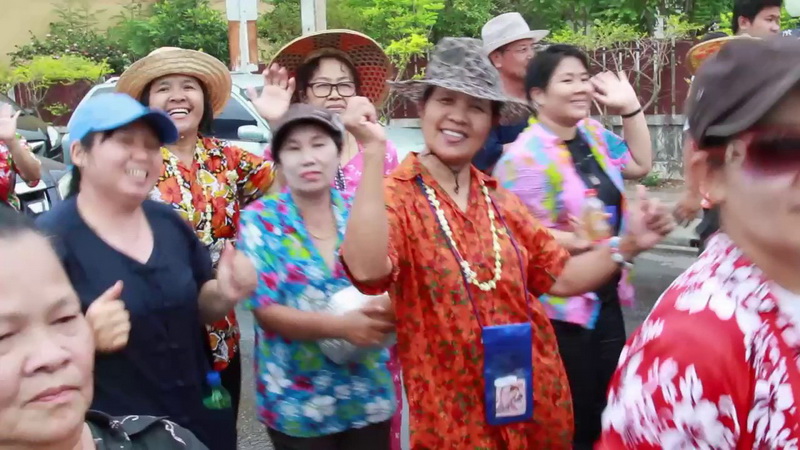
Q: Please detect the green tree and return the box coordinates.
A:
[110,0,230,64]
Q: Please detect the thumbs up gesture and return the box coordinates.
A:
[86,281,130,353]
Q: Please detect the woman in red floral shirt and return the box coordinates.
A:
[0,104,41,211]
[116,47,276,419]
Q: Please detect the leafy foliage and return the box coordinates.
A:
[110,0,230,64]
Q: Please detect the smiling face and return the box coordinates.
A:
[418,87,495,168]
[71,121,162,205]
[276,122,340,195]
[530,55,593,126]
[0,231,94,446]
[301,57,358,114]
[146,75,206,136]
[490,38,536,82]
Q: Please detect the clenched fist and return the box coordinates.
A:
[86,281,130,353]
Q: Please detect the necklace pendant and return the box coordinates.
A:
[453,185,459,194]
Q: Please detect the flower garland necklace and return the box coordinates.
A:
[163,145,214,245]
[422,179,503,292]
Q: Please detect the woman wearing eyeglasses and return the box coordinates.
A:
[247,30,403,450]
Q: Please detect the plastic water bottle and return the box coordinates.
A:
[203,371,232,410]
[581,189,612,241]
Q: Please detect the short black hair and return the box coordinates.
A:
[0,205,38,239]
[271,120,343,165]
[294,53,363,103]
[139,78,214,136]
[525,44,590,102]
[420,86,503,119]
[66,130,116,198]
[732,0,782,34]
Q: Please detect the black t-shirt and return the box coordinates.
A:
[36,198,236,450]
[565,134,623,299]
[87,410,209,449]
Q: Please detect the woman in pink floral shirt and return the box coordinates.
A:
[249,30,402,449]
[0,104,41,211]
[493,44,653,449]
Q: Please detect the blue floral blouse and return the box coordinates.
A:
[237,188,396,438]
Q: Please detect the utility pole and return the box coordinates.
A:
[300,0,327,34]
[226,0,259,72]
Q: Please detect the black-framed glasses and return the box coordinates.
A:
[309,82,356,98]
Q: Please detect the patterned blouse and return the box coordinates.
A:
[87,411,208,449]
[493,118,634,329]
[0,135,38,210]
[238,189,396,437]
[344,153,574,449]
[599,233,800,448]
[149,136,275,371]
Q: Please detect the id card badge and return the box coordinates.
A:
[482,323,534,426]
[605,205,620,230]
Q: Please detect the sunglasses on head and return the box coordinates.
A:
[703,127,800,174]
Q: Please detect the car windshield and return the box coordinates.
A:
[85,86,259,141]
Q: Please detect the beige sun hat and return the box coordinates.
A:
[482,13,549,55]
[116,47,232,117]
[269,30,392,107]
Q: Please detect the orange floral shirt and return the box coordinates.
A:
[150,136,275,371]
[345,154,574,449]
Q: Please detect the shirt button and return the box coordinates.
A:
[175,380,186,387]
[169,343,181,350]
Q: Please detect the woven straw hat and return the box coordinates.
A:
[686,35,757,75]
[116,47,232,117]
[269,30,392,106]
[389,37,532,125]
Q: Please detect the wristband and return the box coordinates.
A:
[606,236,634,269]
[621,107,642,119]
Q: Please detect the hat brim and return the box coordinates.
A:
[388,79,532,125]
[686,36,749,75]
[272,117,343,156]
[484,30,550,54]
[116,48,232,117]
[65,108,178,150]
[269,30,392,107]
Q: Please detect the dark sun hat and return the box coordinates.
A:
[389,37,532,125]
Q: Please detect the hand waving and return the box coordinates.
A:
[86,281,130,353]
[625,185,675,252]
[248,64,296,123]
[340,96,386,146]
[216,242,257,305]
[590,71,641,115]
[0,104,21,142]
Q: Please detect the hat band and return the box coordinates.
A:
[303,48,357,66]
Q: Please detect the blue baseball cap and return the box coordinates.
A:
[65,93,178,149]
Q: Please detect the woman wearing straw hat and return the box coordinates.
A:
[340,37,674,449]
[116,47,276,419]
[246,29,403,448]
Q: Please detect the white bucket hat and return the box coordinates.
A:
[482,12,549,54]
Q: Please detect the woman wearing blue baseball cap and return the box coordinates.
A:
[35,93,256,450]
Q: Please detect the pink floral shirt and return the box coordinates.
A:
[600,233,800,449]
[0,136,37,211]
[338,141,399,194]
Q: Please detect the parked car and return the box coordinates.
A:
[2,92,69,216]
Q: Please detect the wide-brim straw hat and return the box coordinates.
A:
[389,37,532,125]
[686,35,756,75]
[116,47,232,117]
[269,30,392,107]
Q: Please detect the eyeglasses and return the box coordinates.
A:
[308,82,357,98]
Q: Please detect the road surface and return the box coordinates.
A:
[235,248,698,449]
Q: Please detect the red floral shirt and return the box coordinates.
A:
[600,233,800,449]
[345,154,574,449]
[0,135,38,210]
[150,136,275,371]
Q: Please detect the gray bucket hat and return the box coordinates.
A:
[389,37,532,125]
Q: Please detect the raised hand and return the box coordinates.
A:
[248,64,296,123]
[590,71,641,115]
[625,185,675,252]
[0,104,21,142]
[216,242,257,305]
[86,281,130,353]
[340,96,386,146]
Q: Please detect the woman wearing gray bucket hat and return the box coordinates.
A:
[339,37,674,449]
[600,37,800,448]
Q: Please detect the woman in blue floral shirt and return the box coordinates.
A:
[238,104,396,449]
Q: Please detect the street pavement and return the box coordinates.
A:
[234,246,698,448]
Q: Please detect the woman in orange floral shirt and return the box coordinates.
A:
[340,38,675,449]
[116,47,276,418]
